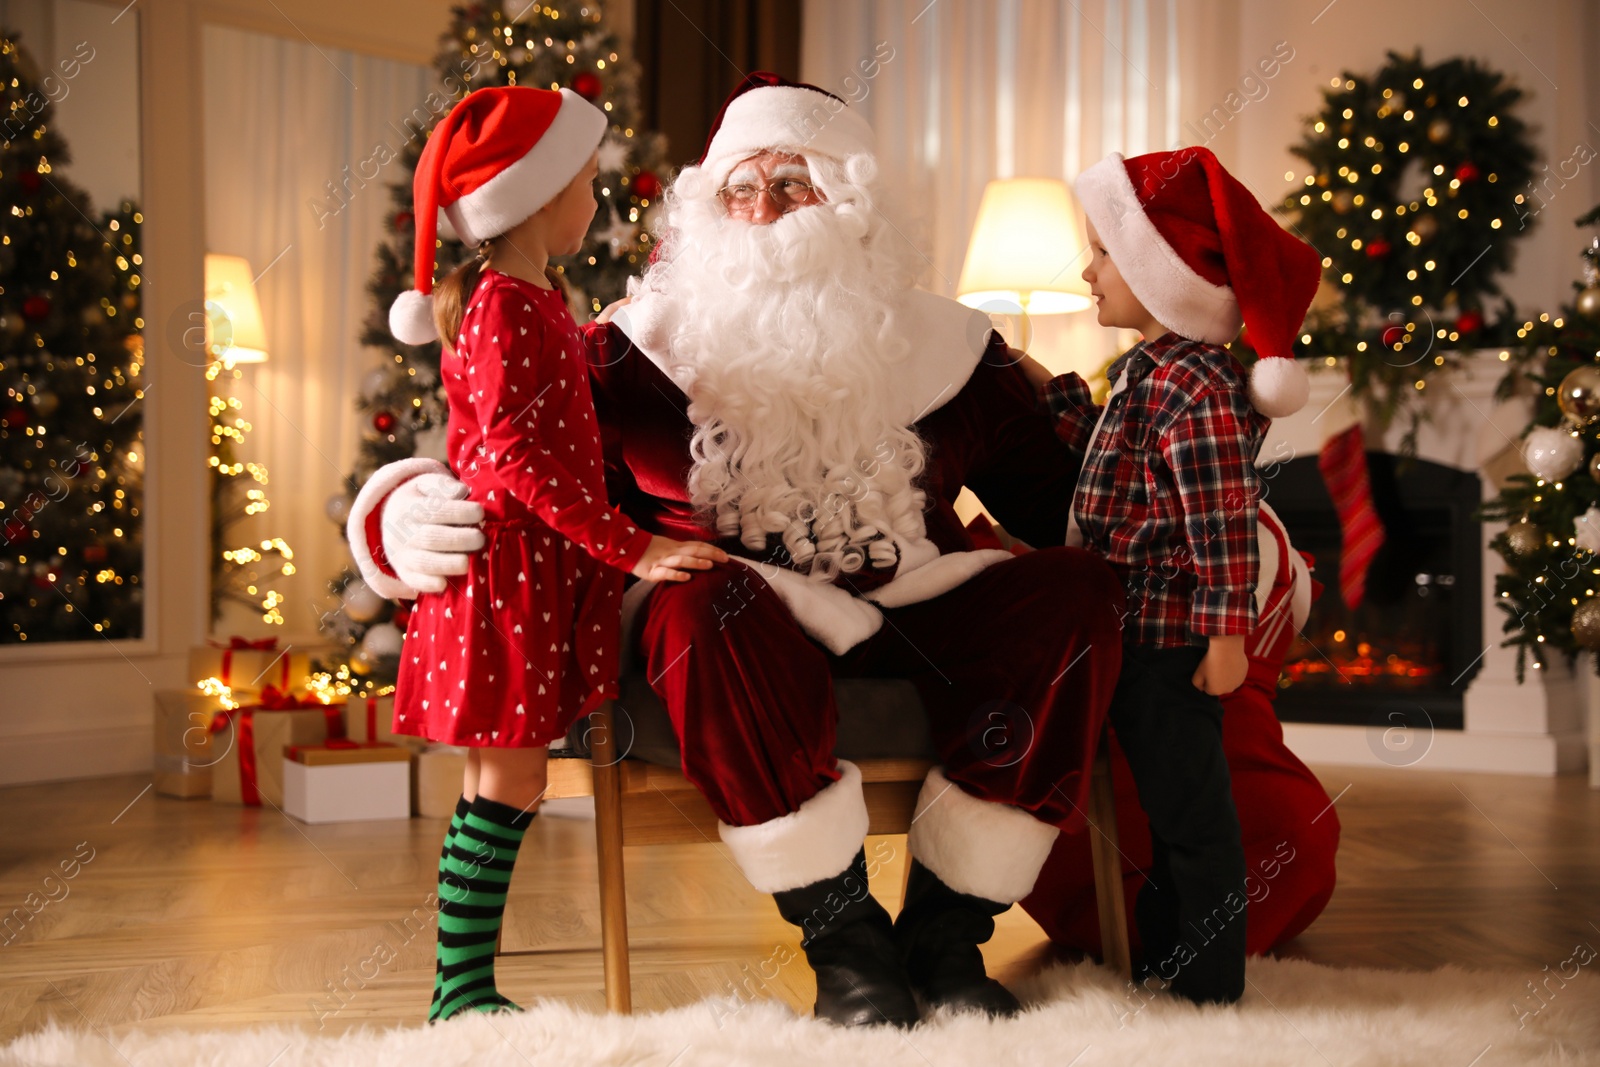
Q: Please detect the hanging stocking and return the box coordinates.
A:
[1317,421,1386,610]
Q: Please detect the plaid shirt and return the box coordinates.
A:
[1044,332,1269,648]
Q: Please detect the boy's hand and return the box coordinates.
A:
[1192,634,1248,696]
[631,535,728,582]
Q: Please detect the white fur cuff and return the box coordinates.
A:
[906,766,1059,904]
[345,457,450,601]
[718,760,871,893]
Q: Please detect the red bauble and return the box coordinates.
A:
[1364,239,1392,259]
[1456,308,1484,334]
[572,72,603,101]
[83,543,108,563]
[393,210,414,231]
[372,410,397,434]
[21,296,51,320]
[1455,161,1481,183]
[1381,324,1407,347]
[1,407,27,428]
[632,169,661,200]
[392,603,412,631]
[18,171,40,193]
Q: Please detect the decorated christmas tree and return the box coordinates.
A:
[312,0,668,695]
[0,31,146,644]
[1479,206,1600,677]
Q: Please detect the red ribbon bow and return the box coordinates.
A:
[208,692,346,805]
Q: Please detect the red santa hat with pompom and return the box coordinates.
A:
[1074,146,1321,417]
[389,85,607,346]
[696,71,877,186]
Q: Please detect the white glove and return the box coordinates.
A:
[380,471,486,595]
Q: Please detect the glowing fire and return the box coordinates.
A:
[1282,629,1440,688]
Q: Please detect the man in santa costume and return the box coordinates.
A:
[351,73,1337,1026]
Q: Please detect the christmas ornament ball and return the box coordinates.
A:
[1428,118,1452,143]
[360,622,404,659]
[349,649,375,676]
[1504,520,1544,557]
[372,410,397,434]
[1523,426,1584,481]
[1577,286,1600,319]
[29,391,58,417]
[1557,365,1600,425]
[1589,453,1600,483]
[341,578,387,624]
[632,169,662,200]
[1573,598,1600,651]
[572,71,603,100]
[1408,214,1439,243]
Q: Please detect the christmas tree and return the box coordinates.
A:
[1478,205,1600,677]
[313,0,668,694]
[0,31,146,644]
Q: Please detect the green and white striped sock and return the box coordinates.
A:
[429,794,471,1013]
[429,794,535,1022]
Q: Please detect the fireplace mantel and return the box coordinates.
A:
[1261,349,1588,776]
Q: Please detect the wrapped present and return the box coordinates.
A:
[282,740,411,824]
[189,637,322,702]
[152,689,221,798]
[341,692,426,751]
[414,744,469,819]
[208,687,346,807]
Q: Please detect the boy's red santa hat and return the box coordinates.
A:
[1074,146,1322,417]
[389,85,606,346]
[696,71,877,186]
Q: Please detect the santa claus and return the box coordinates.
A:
[350,73,1338,1026]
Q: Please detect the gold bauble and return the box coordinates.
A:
[1577,286,1600,319]
[1408,213,1439,243]
[1428,118,1452,144]
[1504,520,1544,557]
[1590,453,1600,483]
[1331,190,1354,214]
[1572,598,1600,650]
[1557,365,1600,426]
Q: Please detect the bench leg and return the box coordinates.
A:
[589,703,633,1013]
[1087,734,1133,980]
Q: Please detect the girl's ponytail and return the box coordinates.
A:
[432,239,493,349]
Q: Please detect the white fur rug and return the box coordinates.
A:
[5,957,1597,1067]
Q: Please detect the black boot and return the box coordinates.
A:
[772,848,921,1028]
[892,860,1022,1017]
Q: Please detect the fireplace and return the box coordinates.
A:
[1263,454,1483,730]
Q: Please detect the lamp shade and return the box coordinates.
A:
[956,178,1093,316]
[204,253,269,364]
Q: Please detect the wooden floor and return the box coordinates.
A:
[0,765,1596,1042]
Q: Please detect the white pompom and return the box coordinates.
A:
[1523,425,1584,482]
[389,289,437,345]
[1576,506,1600,555]
[1247,356,1310,418]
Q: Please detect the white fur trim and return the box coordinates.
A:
[1255,516,1281,619]
[732,558,884,655]
[863,549,1013,610]
[1289,545,1314,630]
[445,89,607,246]
[1256,501,1314,633]
[345,457,450,601]
[717,760,870,893]
[1247,356,1310,418]
[389,288,437,346]
[701,85,877,187]
[613,287,992,424]
[1074,153,1243,346]
[906,766,1059,904]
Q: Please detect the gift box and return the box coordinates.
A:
[152,689,221,798]
[342,692,426,751]
[189,637,323,703]
[414,744,469,819]
[209,689,346,807]
[282,741,411,824]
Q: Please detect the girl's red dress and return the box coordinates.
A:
[395,270,652,748]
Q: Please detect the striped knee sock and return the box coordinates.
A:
[430,795,471,1013]
[430,794,535,1022]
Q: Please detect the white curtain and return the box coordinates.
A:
[201,26,433,636]
[802,0,1194,379]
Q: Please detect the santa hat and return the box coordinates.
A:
[697,71,876,186]
[389,86,607,345]
[1074,146,1322,417]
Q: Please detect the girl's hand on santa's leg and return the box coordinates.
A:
[631,535,729,582]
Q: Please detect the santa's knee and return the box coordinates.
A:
[643,562,782,649]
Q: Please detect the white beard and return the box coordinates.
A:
[635,162,929,582]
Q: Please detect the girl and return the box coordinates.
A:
[382,85,727,1023]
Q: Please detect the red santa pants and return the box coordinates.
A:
[636,547,1125,832]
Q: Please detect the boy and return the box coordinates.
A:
[1024,145,1321,1004]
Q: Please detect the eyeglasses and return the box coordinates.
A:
[716,177,820,212]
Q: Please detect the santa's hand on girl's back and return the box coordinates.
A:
[632,535,729,582]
